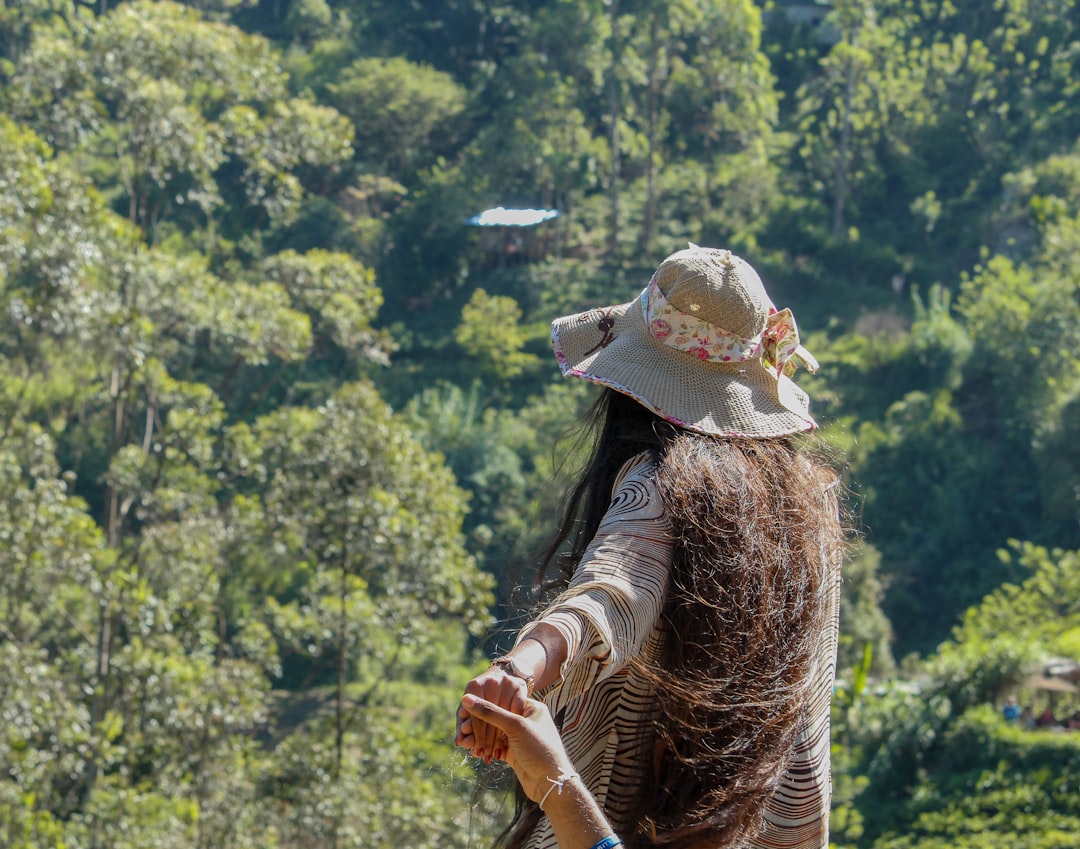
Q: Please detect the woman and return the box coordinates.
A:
[456,246,845,849]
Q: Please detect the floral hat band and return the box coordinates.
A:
[639,276,819,379]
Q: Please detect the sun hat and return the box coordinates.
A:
[551,245,820,438]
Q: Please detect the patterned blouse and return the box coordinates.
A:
[515,452,841,849]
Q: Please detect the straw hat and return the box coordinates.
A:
[551,245,819,438]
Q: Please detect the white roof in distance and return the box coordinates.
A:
[466,206,560,227]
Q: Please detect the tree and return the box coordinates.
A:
[630,0,779,253]
[237,381,494,847]
[0,0,65,68]
[0,76,493,846]
[4,0,353,240]
[794,0,929,241]
[326,56,467,181]
[454,289,541,382]
[261,248,390,367]
[838,541,895,676]
[845,541,1080,848]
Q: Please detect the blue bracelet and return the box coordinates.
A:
[589,837,622,849]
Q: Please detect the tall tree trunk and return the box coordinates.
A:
[606,0,621,259]
[84,598,111,807]
[832,39,858,238]
[335,541,352,780]
[641,10,663,256]
[106,365,124,547]
[331,542,352,849]
[87,361,125,800]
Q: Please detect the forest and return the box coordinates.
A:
[0,0,1077,847]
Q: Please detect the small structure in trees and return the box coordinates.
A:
[772,0,832,26]
[466,206,561,265]
[767,0,840,46]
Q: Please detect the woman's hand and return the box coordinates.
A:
[461,694,617,849]
[459,694,575,804]
[455,665,530,762]
[455,632,565,762]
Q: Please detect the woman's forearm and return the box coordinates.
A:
[543,777,618,849]
[512,628,621,849]
[509,622,569,693]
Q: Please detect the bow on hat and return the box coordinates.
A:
[761,308,819,379]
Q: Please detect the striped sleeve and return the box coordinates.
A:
[752,544,843,849]
[517,452,673,700]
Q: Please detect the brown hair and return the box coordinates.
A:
[501,388,844,849]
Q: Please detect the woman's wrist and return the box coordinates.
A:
[490,654,536,695]
[541,771,616,849]
[537,769,580,811]
[512,626,567,693]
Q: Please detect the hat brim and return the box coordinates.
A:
[551,295,817,438]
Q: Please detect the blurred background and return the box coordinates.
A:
[0,1,1077,847]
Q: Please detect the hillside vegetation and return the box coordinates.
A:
[0,1,1077,847]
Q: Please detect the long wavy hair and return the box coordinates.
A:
[500,388,845,849]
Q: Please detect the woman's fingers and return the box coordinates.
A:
[477,677,503,758]
[455,714,474,747]
[465,671,526,761]
[463,694,525,763]
[455,702,475,749]
[466,678,495,759]
[459,676,491,757]
[456,666,532,762]
[462,692,525,733]
[491,676,526,761]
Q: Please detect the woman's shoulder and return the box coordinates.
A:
[612,450,658,492]
[604,450,671,528]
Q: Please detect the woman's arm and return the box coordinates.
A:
[461,693,619,849]
[458,454,670,761]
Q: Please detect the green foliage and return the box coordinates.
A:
[261,248,388,361]
[403,381,528,542]
[3,0,352,240]
[0,10,494,840]
[326,56,467,179]
[838,543,895,676]
[1,0,1079,844]
[909,285,972,391]
[253,380,495,640]
[939,541,1080,684]
[872,706,1080,849]
[453,289,542,382]
[840,541,1080,847]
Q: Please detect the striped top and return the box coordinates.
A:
[515,453,841,849]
